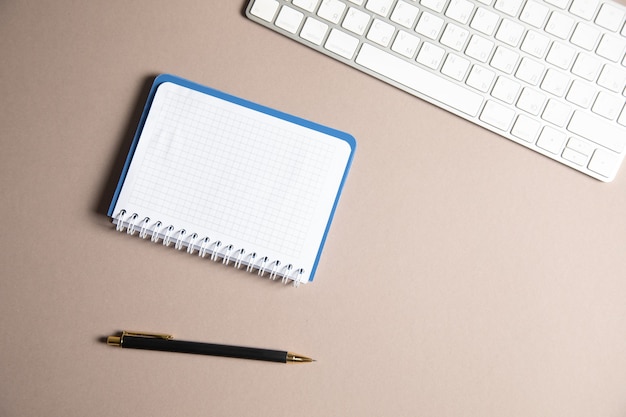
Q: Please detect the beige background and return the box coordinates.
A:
[1,1,626,416]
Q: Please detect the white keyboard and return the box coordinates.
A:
[246,0,626,181]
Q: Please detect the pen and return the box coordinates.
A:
[106,331,314,364]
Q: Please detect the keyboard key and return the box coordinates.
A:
[293,0,319,12]
[545,11,575,39]
[300,17,328,45]
[391,30,421,58]
[565,80,596,108]
[515,57,545,85]
[562,147,588,165]
[571,53,602,81]
[420,0,447,13]
[545,42,576,69]
[567,110,625,152]
[520,1,550,27]
[491,76,521,104]
[596,35,626,62]
[355,43,484,116]
[516,87,546,115]
[536,126,566,154]
[566,137,594,156]
[465,35,495,62]
[250,0,279,21]
[470,7,500,35]
[390,1,420,28]
[511,114,541,142]
[588,149,620,178]
[441,53,471,80]
[569,0,599,20]
[343,7,370,35]
[595,3,625,31]
[597,65,626,93]
[494,0,524,17]
[367,19,396,46]
[592,91,623,120]
[324,28,359,59]
[415,12,445,39]
[466,65,496,92]
[366,0,395,16]
[570,22,600,50]
[318,0,347,24]
[480,100,515,130]
[275,6,304,34]
[445,0,475,24]
[520,30,550,58]
[416,42,446,68]
[542,99,572,126]
[440,23,470,51]
[490,46,519,74]
[495,19,525,46]
[540,69,570,97]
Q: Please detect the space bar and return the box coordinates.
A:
[356,43,483,117]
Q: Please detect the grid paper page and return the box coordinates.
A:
[112,80,353,281]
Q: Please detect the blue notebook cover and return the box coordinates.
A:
[108,74,355,285]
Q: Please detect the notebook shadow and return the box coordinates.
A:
[92,74,156,217]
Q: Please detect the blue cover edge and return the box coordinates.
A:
[107,74,357,282]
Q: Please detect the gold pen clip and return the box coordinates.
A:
[107,330,173,347]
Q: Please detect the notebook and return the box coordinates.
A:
[108,74,356,286]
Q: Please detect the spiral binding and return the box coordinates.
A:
[112,210,304,286]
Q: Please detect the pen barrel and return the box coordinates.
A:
[122,336,288,363]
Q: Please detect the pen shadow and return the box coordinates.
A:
[92,74,157,217]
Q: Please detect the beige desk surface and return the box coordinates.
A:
[2,1,626,416]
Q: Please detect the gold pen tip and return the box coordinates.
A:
[287,353,315,363]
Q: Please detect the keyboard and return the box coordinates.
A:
[246,0,626,181]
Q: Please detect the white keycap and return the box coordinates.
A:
[545,42,576,69]
[542,99,572,126]
[415,12,445,39]
[480,100,516,130]
[324,28,359,59]
[250,0,280,21]
[420,0,447,13]
[441,54,471,80]
[515,57,545,85]
[491,76,521,104]
[494,0,524,16]
[588,149,620,178]
[572,53,602,81]
[300,17,329,45]
[596,35,626,62]
[570,22,600,50]
[536,126,566,154]
[391,30,421,58]
[366,0,395,16]
[566,137,594,156]
[595,3,625,31]
[516,87,546,115]
[343,7,370,35]
[466,65,496,92]
[565,80,596,108]
[520,1,550,27]
[567,110,625,152]
[470,7,500,35]
[416,42,446,68]
[545,11,575,39]
[569,0,599,20]
[390,1,420,28]
[318,0,347,24]
[440,24,470,51]
[521,30,550,58]
[490,46,519,74]
[540,69,570,97]
[597,65,626,93]
[276,6,304,34]
[562,147,588,165]
[446,0,475,24]
[355,43,484,116]
[592,91,623,120]
[495,19,525,46]
[367,19,396,47]
[465,35,495,62]
[511,114,541,141]
[293,0,319,12]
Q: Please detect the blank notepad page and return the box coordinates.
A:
[110,78,354,283]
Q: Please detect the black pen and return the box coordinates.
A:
[106,331,314,363]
